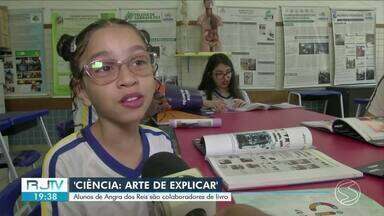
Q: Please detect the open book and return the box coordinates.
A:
[235,102,302,112]
[301,117,384,147]
[193,127,362,191]
[233,188,384,215]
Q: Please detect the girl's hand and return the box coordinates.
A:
[203,100,227,113]
[233,99,248,108]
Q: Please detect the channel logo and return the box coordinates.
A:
[22,178,68,192]
[334,179,361,206]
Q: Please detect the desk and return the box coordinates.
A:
[0,109,52,180]
[174,109,384,206]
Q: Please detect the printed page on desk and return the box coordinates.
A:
[336,117,384,146]
[203,127,313,156]
[208,148,362,190]
[301,120,334,132]
[302,117,384,146]
[235,102,302,112]
[201,127,362,190]
[233,188,384,216]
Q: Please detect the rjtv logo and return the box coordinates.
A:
[22,178,68,192]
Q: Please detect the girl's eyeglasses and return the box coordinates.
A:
[82,51,157,85]
[214,70,232,79]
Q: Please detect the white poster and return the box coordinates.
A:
[121,8,177,85]
[1,9,46,96]
[332,9,376,85]
[217,7,276,89]
[282,7,331,88]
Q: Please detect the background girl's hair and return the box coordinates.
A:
[55,18,151,108]
[198,53,242,100]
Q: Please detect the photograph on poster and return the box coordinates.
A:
[314,43,329,54]
[356,46,365,57]
[366,68,375,80]
[335,34,345,45]
[244,71,253,85]
[318,70,330,84]
[366,34,375,45]
[356,68,365,80]
[346,57,356,69]
[240,58,256,70]
[259,24,266,35]
[299,43,314,55]
[15,55,43,92]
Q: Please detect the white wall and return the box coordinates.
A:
[1,0,383,92]
[0,1,179,96]
[179,0,384,88]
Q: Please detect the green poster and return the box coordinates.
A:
[51,10,115,97]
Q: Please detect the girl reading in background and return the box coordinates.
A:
[198,53,250,112]
[42,18,174,215]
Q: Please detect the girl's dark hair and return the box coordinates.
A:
[198,53,242,100]
[56,18,151,102]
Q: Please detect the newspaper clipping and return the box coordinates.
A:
[332,9,376,85]
[218,7,276,89]
[282,7,331,88]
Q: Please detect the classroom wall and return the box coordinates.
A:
[1,0,381,146]
[179,1,384,91]
[0,1,180,98]
[1,1,383,97]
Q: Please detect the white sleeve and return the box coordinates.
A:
[367,77,384,116]
[199,90,207,100]
[42,158,84,216]
[241,90,251,104]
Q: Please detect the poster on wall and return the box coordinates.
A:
[120,8,177,85]
[0,9,46,96]
[217,7,276,89]
[332,9,376,85]
[51,10,116,97]
[282,6,331,88]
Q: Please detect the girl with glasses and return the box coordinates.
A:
[198,53,250,112]
[42,18,174,216]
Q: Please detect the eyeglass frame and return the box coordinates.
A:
[82,51,158,85]
[213,69,233,80]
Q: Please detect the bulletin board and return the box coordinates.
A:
[282,6,332,88]
[332,9,376,85]
[217,7,277,89]
[51,9,116,97]
[1,9,46,97]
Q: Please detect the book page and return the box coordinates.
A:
[235,102,302,112]
[203,127,312,156]
[235,103,270,112]
[207,149,362,190]
[301,120,334,132]
[233,188,384,215]
[270,102,302,109]
[340,117,384,142]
